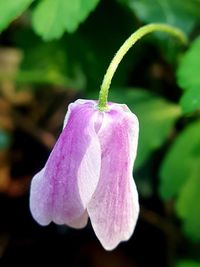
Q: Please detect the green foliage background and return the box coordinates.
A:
[0,0,200,266]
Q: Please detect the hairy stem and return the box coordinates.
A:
[98,23,188,111]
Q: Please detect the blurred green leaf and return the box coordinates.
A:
[125,0,200,34]
[176,260,200,267]
[180,87,200,113]
[177,37,200,113]
[159,120,200,200]
[0,0,33,32]
[177,36,200,91]
[176,164,200,241]
[32,0,100,40]
[17,38,86,89]
[87,88,180,170]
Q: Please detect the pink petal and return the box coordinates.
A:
[88,104,139,250]
[30,100,101,226]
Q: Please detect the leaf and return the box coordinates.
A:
[177,37,200,113]
[180,87,200,113]
[176,164,200,241]
[159,120,200,200]
[176,261,200,267]
[87,88,180,170]
[32,0,100,40]
[177,36,200,91]
[15,32,86,89]
[126,0,200,34]
[0,0,33,32]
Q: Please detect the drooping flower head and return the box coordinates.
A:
[30,99,139,250]
[30,24,187,250]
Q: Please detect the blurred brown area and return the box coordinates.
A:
[0,46,71,197]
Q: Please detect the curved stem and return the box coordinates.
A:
[98,23,188,111]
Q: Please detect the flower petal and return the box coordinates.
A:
[30,100,101,226]
[88,104,139,250]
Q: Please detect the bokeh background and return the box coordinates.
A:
[0,0,200,266]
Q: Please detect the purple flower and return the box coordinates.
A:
[30,99,139,250]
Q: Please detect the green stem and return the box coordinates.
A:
[98,23,188,111]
